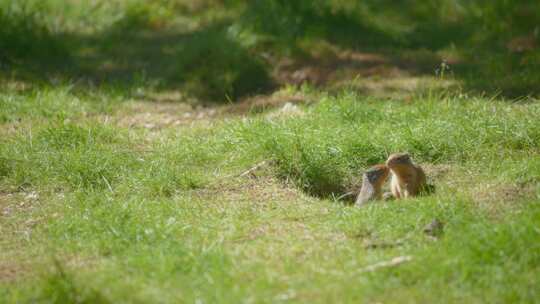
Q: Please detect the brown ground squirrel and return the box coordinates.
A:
[355,164,390,207]
[386,153,426,199]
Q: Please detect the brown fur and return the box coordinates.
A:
[386,153,426,199]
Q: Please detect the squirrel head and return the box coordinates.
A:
[364,164,389,184]
[386,152,412,168]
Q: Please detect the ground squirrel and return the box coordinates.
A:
[355,164,390,207]
[386,153,426,199]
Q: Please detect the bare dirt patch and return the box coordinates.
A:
[227,91,309,115]
[0,262,29,283]
[272,44,457,99]
[106,44,459,132]
[274,47,398,86]
[474,182,537,210]
[0,190,43,219]
[114,101,220,130]
[421,163,453,181]
[197,174,306,207]
[112,90,311,133]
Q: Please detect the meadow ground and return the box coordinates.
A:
[1,1,539,303]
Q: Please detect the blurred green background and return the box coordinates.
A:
[1,0,539,101]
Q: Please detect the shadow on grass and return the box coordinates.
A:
[76,24,274,102]
[1,0,539,101]
[239,0,540,99]
[0,7,69,71]
[1,7,274,103]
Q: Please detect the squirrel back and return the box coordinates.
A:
[355,164,389,207]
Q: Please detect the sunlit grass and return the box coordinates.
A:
[1,89,539,302]
[1,0,539,303]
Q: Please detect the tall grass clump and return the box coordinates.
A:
[36,261,110,304]
[236,93,540,197]
[0,122,134,191]
[0,2,68,65]
[121,136,226,197]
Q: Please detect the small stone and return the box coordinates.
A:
[423,219,444,237]
[25,191,38,200]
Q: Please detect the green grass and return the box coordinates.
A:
[2,0,539,99]
[1,91,539,303]
[1,1,539,303]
